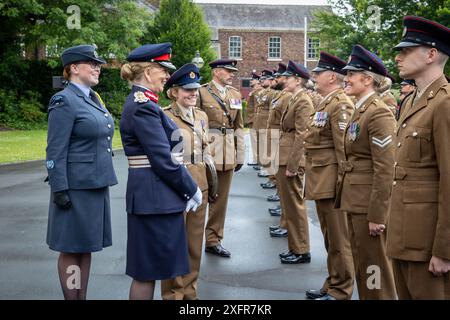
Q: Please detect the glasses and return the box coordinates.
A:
[78,61,102,70]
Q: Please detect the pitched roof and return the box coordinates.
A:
[197,3,331,31]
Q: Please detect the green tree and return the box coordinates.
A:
[312,0,450,78]
[144,0,216,83]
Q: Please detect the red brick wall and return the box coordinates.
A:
[217,29,318,91]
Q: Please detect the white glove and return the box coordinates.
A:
[185,187,202,213]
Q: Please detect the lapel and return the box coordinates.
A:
[344,93,376,142]
[211,82,227,102]
[171,102,195,128]
[316,89,339,112]
[281,88,304,123]
[68,83,105,113]
[400,75,448,123]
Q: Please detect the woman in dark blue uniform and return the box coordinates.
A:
[120,43,202,300]
[46,45,118,300]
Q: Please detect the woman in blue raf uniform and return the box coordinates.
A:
[120,43,202,300]
[46,44,118,300]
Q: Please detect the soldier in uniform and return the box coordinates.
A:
[161,63,213,300]
[246,71,262,166]
[197,59,245,258]
[46,44,118,300]
[120,43,202,300]
[377,76,398,116]
[399,79,416,101]
[335,45,397,299]
[277,60,314,264]
[387,16,450,299]
[304,51,355,300]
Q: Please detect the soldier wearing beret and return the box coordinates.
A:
[277,60,314,264]
[160,63,214,300]
[335,45,397,299]
[45,44,117,299]
[120,43,202,299]
[197,59,245,258]
[304,52,355,300]
[246,70,262,166]
[387,16,450,299]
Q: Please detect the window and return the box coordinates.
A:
[229,36,241,59]
[308,38,320,59]
[241,79,251,88]
[268,36,281,59]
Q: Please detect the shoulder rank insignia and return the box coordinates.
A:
[134,91,149,103]
[347,122,360,141]
[50,95,64,106]
[372,135,392,148]
[311,111,329,127]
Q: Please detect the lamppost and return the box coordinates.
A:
[191,50,204,69]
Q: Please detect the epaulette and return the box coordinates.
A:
[201,83,208,87]
[162,106,172,111]
[226,85,239,92]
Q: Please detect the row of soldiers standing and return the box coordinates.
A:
[244,15,450,300]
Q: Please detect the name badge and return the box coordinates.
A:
[229,98,242,110]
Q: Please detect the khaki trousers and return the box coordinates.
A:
[276,166,309,254]
[205,170,234,247]
[161,190,208,300]
[249,127,258,163]
[392,258,450,300]
[315,199,354,299]
[347,213,396,299]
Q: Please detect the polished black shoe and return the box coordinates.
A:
[270,228,288,237]
[253,166,261,171]
[269,224,280,231]
[306,288,327,299]
[279,249,294,258]
[269,208,281,216]
[269,204,281,211]
[258,172,269,178]
[247,162,258,166]
[280,252,311,264]
[267,194,280,202]
[205,244,231,257]
[315,294,336,300]
[260,181,276,189]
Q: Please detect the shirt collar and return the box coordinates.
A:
[355,91,375,109]
[212,80,226,94]
[322,88,340,102]
[70,81,90,97]
[176,102,193,119]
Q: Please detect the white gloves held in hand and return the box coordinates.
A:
[185,187,202,213]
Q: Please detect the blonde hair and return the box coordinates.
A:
[166,87,179,101]
[376,76,392,94]
[120,62,159,82]
[362,70,385,91]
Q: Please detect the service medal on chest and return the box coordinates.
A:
[348,122,360,141]
[311,111,328,127]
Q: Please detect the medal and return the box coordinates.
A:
[348,122,360,141]
[311,112,328,127]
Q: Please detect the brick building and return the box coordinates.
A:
[197,3,331,96]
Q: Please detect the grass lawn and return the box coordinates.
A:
[0,129,123,164]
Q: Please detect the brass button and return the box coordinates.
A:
[393,181,397,186]
[397,142,401,147]
[394,162,398,166]
[107,124,112,129]
[412,132,418,137]
[402,123,406,128]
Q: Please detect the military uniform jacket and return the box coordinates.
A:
[246,88,261,127]
[279,89,314,173]
[164,103,210,192]
[336,93,397,224]
[197,81,244,171]
[46,82,118,193]
[120,86,198,215]
[304,89,354,200]
[380,90,398,117]
[253,88,275,131]
[387,75,450,262]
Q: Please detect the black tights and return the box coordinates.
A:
[129,280,155,300]
[57,252,92,300]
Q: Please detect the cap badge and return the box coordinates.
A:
[94,51,98,58]
[189,72,196,79]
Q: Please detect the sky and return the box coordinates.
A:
[194,0,329,5]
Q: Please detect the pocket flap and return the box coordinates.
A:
[68,153,95,163]
[312,156,338,167]
[349,174,373,185]
[403,187,439,203]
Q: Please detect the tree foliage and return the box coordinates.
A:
[312,0,450,78]
[144,0,216,82]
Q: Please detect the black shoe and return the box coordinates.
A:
[205,244,231,257]
[270,228,288,237]
[269,208,281,216]
[258,172,269,178]
[269,224,280,231]
[247,162,258,166]
[306,288,327,299]
[280,252,311,264]
[279,249,294,258]
[267,194,280,202]
[269,205,281,211]
[253,166,261,171]
[260,181,276,189]
[315,294,336,300]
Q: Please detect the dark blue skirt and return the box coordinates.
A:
[46,187,112,253]
[126,212,190,281]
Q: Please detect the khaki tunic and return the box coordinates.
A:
[253,88,275,131]
[197,82,244,171]
[380,90,398,116]
[246,88,261,127]
[387,75,450,263]
[305,89,354,200]
[161,102,210,300]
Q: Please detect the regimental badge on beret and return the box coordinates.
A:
[189,72,196,79]
[134,91,149,103]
